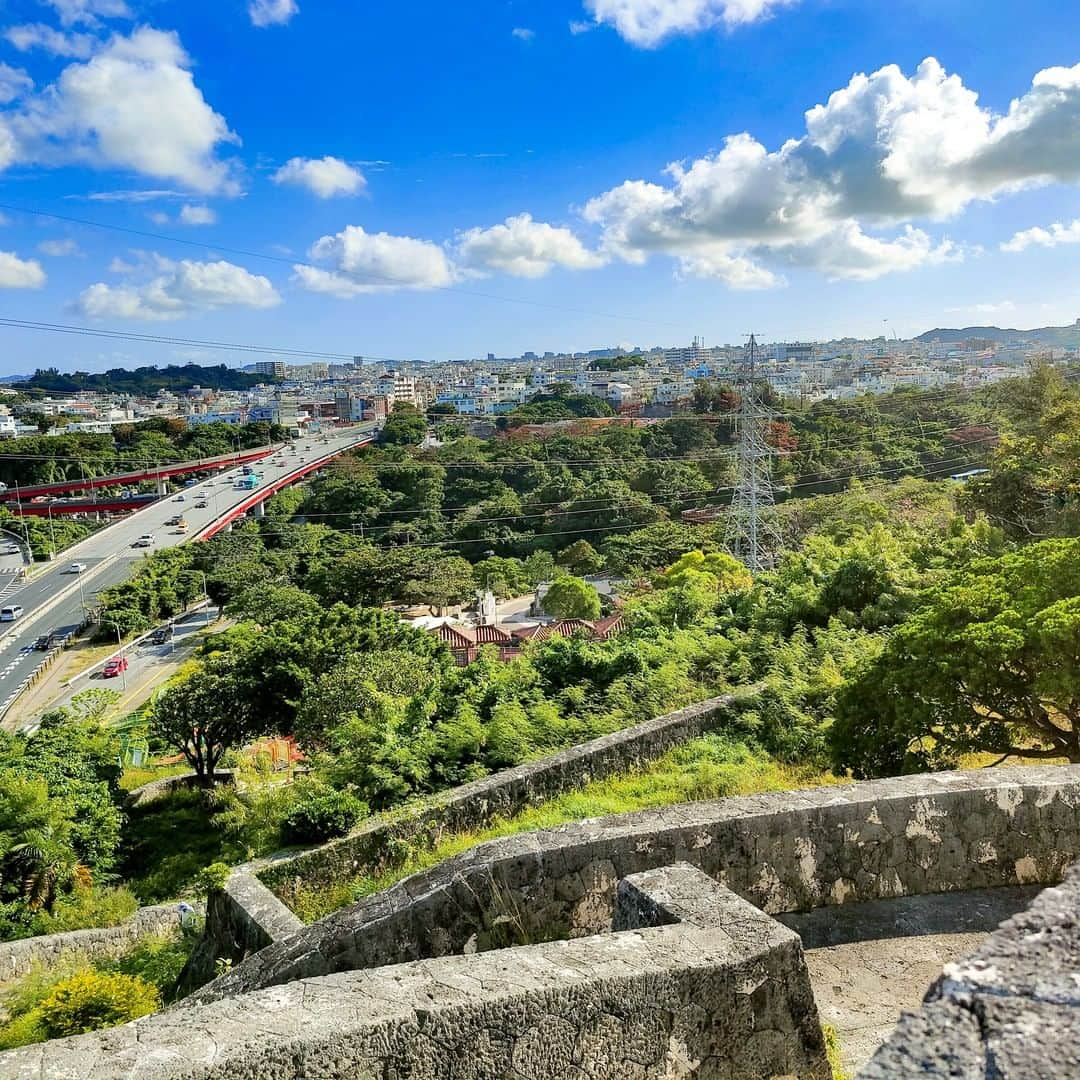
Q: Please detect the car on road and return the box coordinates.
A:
[149,626,174,646]
[102,655,129,678]
[3,544,19,556]
[195,499,209,509]
[68,562,87,574]
[1,605,25,621]
[33,634,52,651]
[133,534,155,548]
[48,630,72,648]
[174,494,186,502]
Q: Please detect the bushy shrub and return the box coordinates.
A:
[30,886,139,937]
[281,783,367,845]
[0,1009,46,1050]
[37,969,158,1038]
[196,862,231,895]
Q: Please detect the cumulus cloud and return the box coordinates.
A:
[0,65,33,104]
[272,156,366,198]
[249,0,299,27]
[512,27,535,41]
[39,238,82,256]
[581,57,1080,287]
[5,24,97,58]
[582,0,797,47]
[0,28,239,194]
[45,0,131,27]
[296,224,454,295]
[456,213,606,277]
[179,204,217,225]
[0,251,46,288]
[1002,219,1080,252]
[77,256,280,320]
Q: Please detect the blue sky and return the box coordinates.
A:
[0,0,1078,373]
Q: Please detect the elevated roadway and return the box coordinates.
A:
[0,423,375,726]
[0,445,278,503]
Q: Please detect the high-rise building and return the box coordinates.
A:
[254,361,287,379]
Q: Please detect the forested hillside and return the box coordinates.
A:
[1,367,1076,966]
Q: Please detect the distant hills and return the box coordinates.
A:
[916,320,1080,347]
[14,364,274,395]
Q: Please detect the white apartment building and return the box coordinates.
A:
[377,371,419,407]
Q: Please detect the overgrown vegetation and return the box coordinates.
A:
[0,932,194,1050]
[282,733,843,922]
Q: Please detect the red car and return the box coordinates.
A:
[102,656,129,678]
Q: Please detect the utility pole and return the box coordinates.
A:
[724,334,783,573]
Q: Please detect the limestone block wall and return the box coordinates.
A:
[0,863,831,1079]
[255,693,742,897]
[195,766,1080,1004]
[860,860,1080,1078]
[0,904,199,985]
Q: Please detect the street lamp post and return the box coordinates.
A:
[115,623,128,692]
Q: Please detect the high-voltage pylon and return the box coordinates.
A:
[724,334,783,573]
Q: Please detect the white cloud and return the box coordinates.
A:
[296,224,454,295]
[83,189,187,202]
[5,24,98,58]
[456,213,606,277]
[179,204,217,226]
[569,20,593,34]
[1,28,239,194]
[1002,219,1080,252]
[0,64,33,105]
[582,0,798,47]
[78,256,280,321]
[581,57,1080,287]
[248,0,299,28]
[39,238,82,256]
[272,156,366,198]
[945,300,1017,317]
[0,251,46,288]
[44,0,131,27]
[512,27,535,41]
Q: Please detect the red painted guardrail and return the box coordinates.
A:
[197,436,375,541]
[0,446,278,502]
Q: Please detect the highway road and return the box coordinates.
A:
[0,423,375,726]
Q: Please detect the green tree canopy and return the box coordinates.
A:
[831,538,1080,776]
[542,575,602,620]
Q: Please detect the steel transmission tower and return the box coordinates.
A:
[724,334,783,573]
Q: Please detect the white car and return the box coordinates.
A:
[69,562,87,574]
[133,534,156,548]
[1,605,24,621]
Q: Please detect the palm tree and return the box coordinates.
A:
[9,825,85,913]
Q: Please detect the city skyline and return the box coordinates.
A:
[0,0,1078,372]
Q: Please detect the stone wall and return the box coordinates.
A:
[0,863,830,1079]
[254,693,742,899]
[0,904,198,985]
[179,873,302,994]
[126,772,234,809]
[194,766,1080,1004]
[860,860,1080,1078]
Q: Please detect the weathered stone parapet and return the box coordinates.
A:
[0,864,831,1080]
[255,693,742,897]
[194,766,1080,1004]
[860,860,1080,1077]
[125,772,234,809]
[0,904,200,986]
[179,873,302,992]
